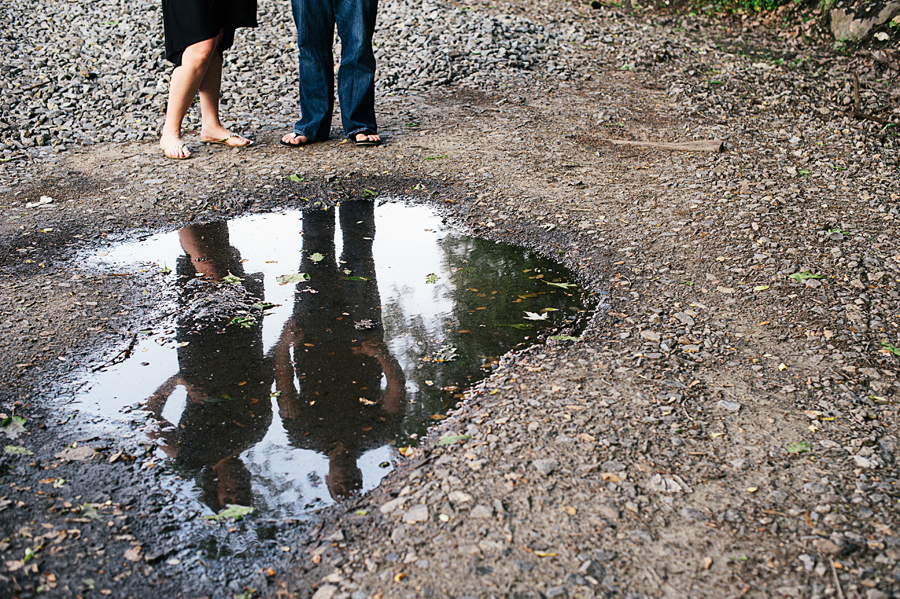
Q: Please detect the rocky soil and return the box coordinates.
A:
[1,0,899,597]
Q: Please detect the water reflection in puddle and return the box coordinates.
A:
[78,200,586,519]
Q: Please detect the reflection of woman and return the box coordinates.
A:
[145,222,272,511]
[273,202,405,499]
[159,0,256,159]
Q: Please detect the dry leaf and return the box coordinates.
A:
[124,546,142,562]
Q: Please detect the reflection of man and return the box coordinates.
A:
[274,201,404,499]
[146,222,273,512]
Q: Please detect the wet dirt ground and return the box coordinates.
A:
[2,0,900,597]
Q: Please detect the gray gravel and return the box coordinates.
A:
[1,0,899,598]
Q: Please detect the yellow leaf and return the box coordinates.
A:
[710,432,725,439]
[399,447,414,457]
[778,363,787,371]
[754,285,769,291]
[394,573,407,582]
[533,551,557,558]
[746,487,758,493]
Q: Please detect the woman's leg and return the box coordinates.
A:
[160,37,220,158]
[198,32,251,146]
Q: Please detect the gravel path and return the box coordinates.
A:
[1,0,899,598]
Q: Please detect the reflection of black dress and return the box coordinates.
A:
[162,0,257,66]
[172,222,272,469]
[283,203,402,455]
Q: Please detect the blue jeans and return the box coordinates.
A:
[291,0,377,140]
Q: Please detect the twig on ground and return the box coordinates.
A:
[600,139,724,152]
[850,72,891,125]
[830,557,845,599]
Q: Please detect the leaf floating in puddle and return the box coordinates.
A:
[227,316,256,329]
[252,302,278,311]
[202,504,255,522]
[542,280,577,289]
[202,394,234,404]
[354,319,375,330]
[309,252,325,263]
[436,435,470,446]
[277,272,311,285]
[433,345,458,362]
[425,273,439,284]
[524,311,548,321]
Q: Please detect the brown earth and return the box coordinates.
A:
[1,0,899,598]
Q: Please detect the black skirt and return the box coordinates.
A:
[162,0,257,66]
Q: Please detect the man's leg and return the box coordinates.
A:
[335,0,379,144]
[284,0,337,144]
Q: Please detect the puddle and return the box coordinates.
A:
[76,200,586,520]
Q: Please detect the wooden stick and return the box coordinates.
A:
[600,139,724,152]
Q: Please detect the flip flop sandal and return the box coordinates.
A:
[352,130,381,147]
[280,133,312,147]
[201,134,253,147]
[161,144,191,160]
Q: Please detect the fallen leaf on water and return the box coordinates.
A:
[276,272,310,285]
[543,280,577,289]
[309,252,324,262]
[398,447,414,457]
[524,311,549,321]
[202,504,255,523]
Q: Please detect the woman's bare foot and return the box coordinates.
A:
[200,127,252,147]
[280,132,310,146]
[160,132,191,159]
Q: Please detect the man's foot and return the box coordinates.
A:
[280,132,311,147]
[353,130,381,147]
[160,131,191,160]
[200,133,253,147]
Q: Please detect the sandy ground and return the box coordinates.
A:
[1,0,899,597]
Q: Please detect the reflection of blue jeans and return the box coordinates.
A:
[291,0,378,140]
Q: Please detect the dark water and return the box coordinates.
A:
[78,200,585,519]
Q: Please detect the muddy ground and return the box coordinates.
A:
[2,0,900,598]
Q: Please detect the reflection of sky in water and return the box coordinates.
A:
[76,200,584,519]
